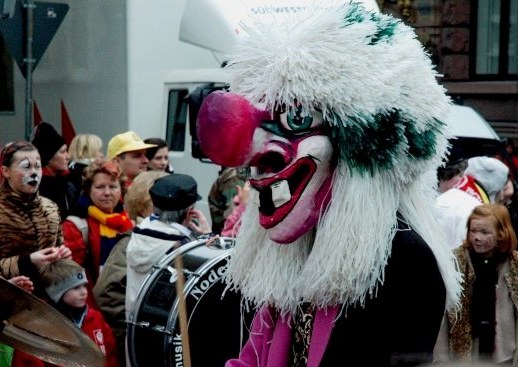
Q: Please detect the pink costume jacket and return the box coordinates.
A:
[227,306,338,367]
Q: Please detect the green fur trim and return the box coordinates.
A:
[369,16,399,45]
[343,2,399,45]
[406,118,443,159]
[328,111,443,175]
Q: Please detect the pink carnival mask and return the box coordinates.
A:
[197,91,334,243]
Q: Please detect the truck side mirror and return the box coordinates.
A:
[186,83,228,160]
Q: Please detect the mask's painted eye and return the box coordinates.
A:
[262,104,324,138]
[287,106,313,130]
[280,105,323,133]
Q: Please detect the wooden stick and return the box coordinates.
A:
[174,248,191,367]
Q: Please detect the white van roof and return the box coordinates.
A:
[180,0,380,54]
[446,105,500,140]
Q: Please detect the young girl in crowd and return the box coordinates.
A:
[143,138,173,173]
[435,204,518,364]
[0,141,71,298]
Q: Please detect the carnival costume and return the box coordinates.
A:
[196,2,462,366]
[0,184,63,295]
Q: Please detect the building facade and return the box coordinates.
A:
[380,0,518,138]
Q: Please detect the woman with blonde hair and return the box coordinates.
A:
[436,204,518,365]
[123,171,169,224]
[68,134,104,194]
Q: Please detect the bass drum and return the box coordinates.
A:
[127,237,252,367]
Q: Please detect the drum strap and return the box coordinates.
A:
[132,226,189,243]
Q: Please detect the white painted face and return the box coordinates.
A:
[196,92,336,243]
[1,150,42,195]
[248,110,335,243]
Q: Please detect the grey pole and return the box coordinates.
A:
[24,0,35,141]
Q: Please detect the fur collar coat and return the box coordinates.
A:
[446,247,518,364]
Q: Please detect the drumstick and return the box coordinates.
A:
[174,245,192,367]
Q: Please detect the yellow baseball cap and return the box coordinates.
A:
[107,131,157,159]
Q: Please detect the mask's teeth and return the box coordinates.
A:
[271,179,291,208]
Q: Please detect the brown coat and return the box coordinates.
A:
[0,184,63,279]
[444,247,518,364]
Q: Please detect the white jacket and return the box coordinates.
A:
[436,188,482,249]
[125,216,192,320]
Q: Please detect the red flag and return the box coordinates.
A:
[60,100,76,146]
[33,101,43,126]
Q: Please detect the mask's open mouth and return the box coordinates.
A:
[249,157,316,229]
[27,180,39,187]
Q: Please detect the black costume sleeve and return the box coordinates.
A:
[321,228,446,367]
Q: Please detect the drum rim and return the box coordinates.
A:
[164,245,232,331]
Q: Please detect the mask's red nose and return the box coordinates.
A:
[196,91,269,167]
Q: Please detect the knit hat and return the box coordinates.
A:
[31,122,66,166]
[465,156,509,202]
[46,266,88,303]
[149,173,202,211]
[107,131,156,159]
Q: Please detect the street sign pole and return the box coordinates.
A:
[0,0,68,140]
[24,0,34,140]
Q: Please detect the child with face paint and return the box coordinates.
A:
[0,141,71,298]
[435,204,518,364]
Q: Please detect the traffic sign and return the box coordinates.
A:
[0,0,68,78]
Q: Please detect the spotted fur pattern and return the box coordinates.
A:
[0,185,63,278]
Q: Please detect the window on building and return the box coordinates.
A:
[474,0,518,77]
[509,0,517,74]
[0,36,14,113]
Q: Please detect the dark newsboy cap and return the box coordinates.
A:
[149,173,202,211]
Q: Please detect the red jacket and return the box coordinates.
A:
[11,307,120,367]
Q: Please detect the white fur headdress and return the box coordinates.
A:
[228,1,451,180]
[224,1,461,313]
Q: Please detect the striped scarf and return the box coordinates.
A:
[88,205,133,276]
